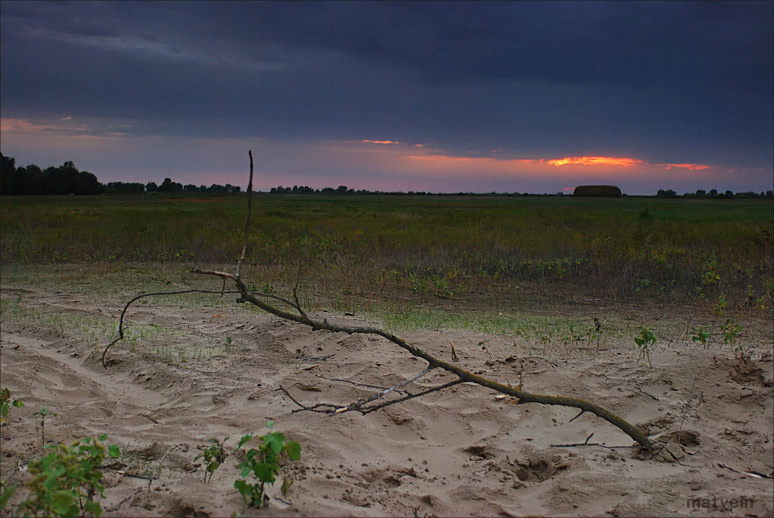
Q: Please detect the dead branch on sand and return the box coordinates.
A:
[102,150,655,450]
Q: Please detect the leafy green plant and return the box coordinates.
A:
[691,326,711,348]
[634,327,656,368]
[702,254,721,289]
[17,434,120,518]
[234,421,301,508]
[1,481,17,512]
[568,324,582,348]
[1,387,24,438]
[720,318,745,359]
[33,407,58,446]
[140,463,162,492]
[714,294,726,316]
[194,438,227,484]
[581,325,599,350]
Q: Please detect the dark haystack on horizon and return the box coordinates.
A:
[573,185,622,197]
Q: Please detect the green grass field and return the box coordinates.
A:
[1,194,772,311]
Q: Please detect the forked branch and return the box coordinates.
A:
[190,268,653,449]
[101,289,239,367]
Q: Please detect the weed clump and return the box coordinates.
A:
[16,434,120,518]
[634,327,656,368]
[0,387,24,438]
[234,421,301,508]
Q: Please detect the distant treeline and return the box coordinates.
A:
[269,185,449,195]
[270,185,574,196]
[1,153,772,198]
[0,154,241,195]
[113,178,242,194]
[274,185,774,199]
[1,154,103,195]
[657,188,773,199]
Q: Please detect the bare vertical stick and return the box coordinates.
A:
[236,150,254,277]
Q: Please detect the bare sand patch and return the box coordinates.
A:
[1,278,772,517]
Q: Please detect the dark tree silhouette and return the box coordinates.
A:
[158,177,183,193]
[0,153,17,194]
[106,182,146,193]
[0,155,104,195]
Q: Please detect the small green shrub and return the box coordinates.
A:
[702,254,721,289]
[1,482,16,512]
[714,294,727,316]
[234,421,301,508]
[194,438,227,484]
[720,318,745,359]
[634,327,656,368]
[691,326,711,348]
[1,387,24,437]
[17,434,120,518]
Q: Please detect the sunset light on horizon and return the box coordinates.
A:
[1,2,771,194]
[660,163,711,171]
[546,157,643,168]
[361,140,400,145]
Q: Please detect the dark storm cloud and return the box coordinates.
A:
[1,1,772,170]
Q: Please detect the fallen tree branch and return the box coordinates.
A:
[374,366,433,398]
[358,379,464,414]
[717,463,774,480]
[316,374,411,394]
[335,366,436,412]
[100,284,309,368]
[551,432,635,450]
[189,267,654,449]
[569,409,586,423]
[633,385,660,401]
[279,377,464,416]
[277,385,341,414]
[101,289,239,368]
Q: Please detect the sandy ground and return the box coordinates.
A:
[1,277,773,517]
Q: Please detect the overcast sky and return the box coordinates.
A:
[1,1,772,194]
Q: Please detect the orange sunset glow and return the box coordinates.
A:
[660,163,710,171]
[1,117,88,135]
[546,156,643,167]
[389,148,727,190]
[361,139,399,145]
